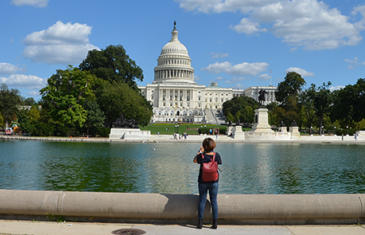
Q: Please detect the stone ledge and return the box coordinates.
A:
[0,190,364,224]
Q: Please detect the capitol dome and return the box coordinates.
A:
[153,22,195,84]
[161,30,189,56]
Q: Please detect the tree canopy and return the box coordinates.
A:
[40,67,97,135]
[276,72,305,104]
[98,81,152,128]
[331,78,365,128]
[222,96,259,125]
[79,45,143,89]
[30,45,153,136]
[0,83,22,123]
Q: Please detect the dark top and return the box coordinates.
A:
[196,152,222,183]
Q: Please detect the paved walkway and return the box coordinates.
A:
[1,220,365,235]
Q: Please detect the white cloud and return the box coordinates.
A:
[344,57,365,69]
[329,85,345,92]
[260,73,272,80]
[286,67,314,77]
[353,5,365,30]
[176,0,273,14]
[28,90,41,96]
[203,61,268,76]
[210,52,229,59]
[11,0,48,7]
[24,21,98,64]
[0,74,45,89]
[232,18,266,34]
[223,77,246,84]
[176,0,364,50]
[0,63,21,74]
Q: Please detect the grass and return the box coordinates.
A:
[140,123,227,135]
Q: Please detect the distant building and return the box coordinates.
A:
[244,86,277,106]
[139,23,276,123]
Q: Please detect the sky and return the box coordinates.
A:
[1,0,365,99]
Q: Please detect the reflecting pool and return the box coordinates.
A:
[0,140,365,194]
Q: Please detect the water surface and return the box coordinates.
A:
[0,140,364,194]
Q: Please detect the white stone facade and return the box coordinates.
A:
[139,23,277,123]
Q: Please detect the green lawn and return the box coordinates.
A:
[140,123,227,135]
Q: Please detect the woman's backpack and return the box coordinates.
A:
[201,153,218,182]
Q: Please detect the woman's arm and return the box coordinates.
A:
[193,146,204,163]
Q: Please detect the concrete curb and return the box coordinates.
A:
[1,135,365,144]
[0,190,364,224]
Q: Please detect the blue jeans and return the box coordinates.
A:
[198,182,218,220]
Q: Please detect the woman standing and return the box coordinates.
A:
[193,137,222,229]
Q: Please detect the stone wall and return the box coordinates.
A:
[0,190,364,224]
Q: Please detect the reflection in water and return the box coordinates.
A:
[143,143,200,193]
[1,140,365,194]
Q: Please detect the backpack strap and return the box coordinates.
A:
[202,152,216,162]
[211,152,216,162]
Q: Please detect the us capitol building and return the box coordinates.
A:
[139,23,276,123]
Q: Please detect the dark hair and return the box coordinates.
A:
[202,138,216,152]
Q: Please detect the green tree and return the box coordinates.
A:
[83,99,105,136]
[267,102,286,127]
[0,112,4,129]
[308,82,332,132]
[276,72,306,105]
[222,96,259,125]
[28,105,40,121]
[272,72,306,127]
[22,97,36,106]
[40,67,96,136]
[79,45,143,89]
[226,112,235,124]
[331,78,365,129]
[16,105,42,135]
[98,81,152,128]
[0,84,22,123]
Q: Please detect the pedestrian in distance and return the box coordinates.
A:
[193,137,222,229]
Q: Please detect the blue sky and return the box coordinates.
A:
[1,0,365,99]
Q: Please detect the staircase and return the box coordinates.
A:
[204,109,225,125]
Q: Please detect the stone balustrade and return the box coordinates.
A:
[0,190,364,224]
